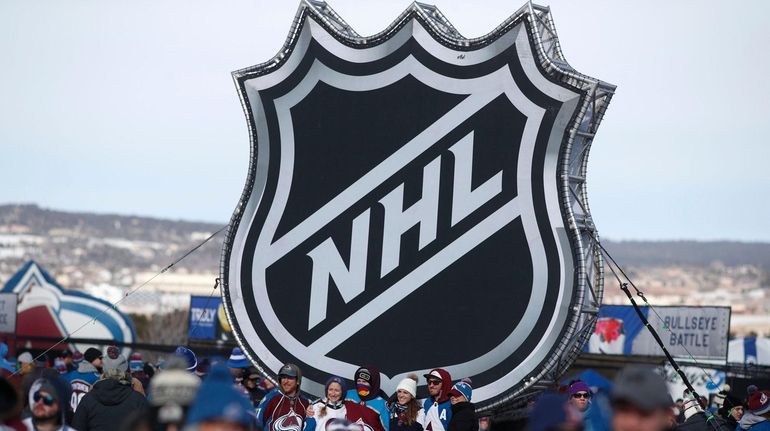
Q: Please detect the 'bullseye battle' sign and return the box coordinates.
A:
[588,305,730,360]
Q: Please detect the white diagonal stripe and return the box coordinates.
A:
[308,197,521,354]
[263,87,501,265]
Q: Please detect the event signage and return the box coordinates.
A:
[188,296,234,342]
[188,296,220,340]
[1,261,135,351]
[221,1,614,408]
[0,293,17,333]
[588,305,731,360]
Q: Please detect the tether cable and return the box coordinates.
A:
[9,224,227,377]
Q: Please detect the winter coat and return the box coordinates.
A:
[310,399,348,431]
[737,412,770,431]
[256,388,312,431]
[675,411,728,431]
[345,401,387,431]
[63,362,100,412]
[447,402,476,431]
[346,391,389,431]
[388,403,424,431]
[421,369,453,431]
[71,378,148,431]
[723,416,739,431]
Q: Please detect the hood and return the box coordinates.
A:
[355,365,384,401]
[30,377,71,423]
[739,411,768,430]
[427,368,453,404]
[77,361,99,374]
[91,378,134,406]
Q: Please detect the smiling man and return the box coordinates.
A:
[421,369,453,431]
[256,363,313,431]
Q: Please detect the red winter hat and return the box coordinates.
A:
[748,390,770,415]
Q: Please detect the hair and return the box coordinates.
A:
[319,381,344,418]
[401,397,421,426]
[102,368,132,385]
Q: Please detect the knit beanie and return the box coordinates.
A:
[568,380,591,397]
[150,373,200,406]
[395,374,418,398]
[129,352,144,372]
[748,390,770,416]
[354,365,382,401]
[102,346,128,374]
[226,347,250,369]
[83,348,102,364]
[325,376,347,397]
[173,346,197,372]
[447,381,472,402]
[17,352,34,365]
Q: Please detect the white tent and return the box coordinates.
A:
[728,337,770,365]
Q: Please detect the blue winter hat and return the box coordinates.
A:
[325,376,347,396]
[174,346,197,372]
[186,363,254,428]
[226,347,250,369]
[447,381,473,402]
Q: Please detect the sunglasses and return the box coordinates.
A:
[33,392,56,406]
[572,392,591,399]
[427,380,442,386]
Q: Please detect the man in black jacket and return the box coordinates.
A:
[446,380,476,431]
[71,346,148,431]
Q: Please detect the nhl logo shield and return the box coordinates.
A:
[221,1,615,410]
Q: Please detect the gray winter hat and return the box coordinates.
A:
[102,346,128,374]
[611,366,673,412]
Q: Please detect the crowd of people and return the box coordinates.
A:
[531,366,769,431]
[0,342,769,431]
[0,344,484,431]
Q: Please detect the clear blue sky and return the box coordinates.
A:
[1,0,768,241]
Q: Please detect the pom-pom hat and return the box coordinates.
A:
[396,374,418,398]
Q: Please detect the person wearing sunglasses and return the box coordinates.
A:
[22,377,75,431]
[567,380,592,414]
[420,369,453,431]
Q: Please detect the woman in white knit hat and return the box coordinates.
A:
[388,374,425,431]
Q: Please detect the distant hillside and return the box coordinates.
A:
[0,204,223,278]
[603,240,770,270]
[0,204,221,241]
[0,204,768,276]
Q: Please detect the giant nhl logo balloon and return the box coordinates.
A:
[221,1,615,411]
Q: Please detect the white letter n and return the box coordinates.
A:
[306,209,370,330]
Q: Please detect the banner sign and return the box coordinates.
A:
[221,1,615,408]
[0,293,17,333]
[188,295,234,342]
[188,296,220,340]
[587,305,731,360]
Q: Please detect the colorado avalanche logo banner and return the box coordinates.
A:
[221,1,615,411]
